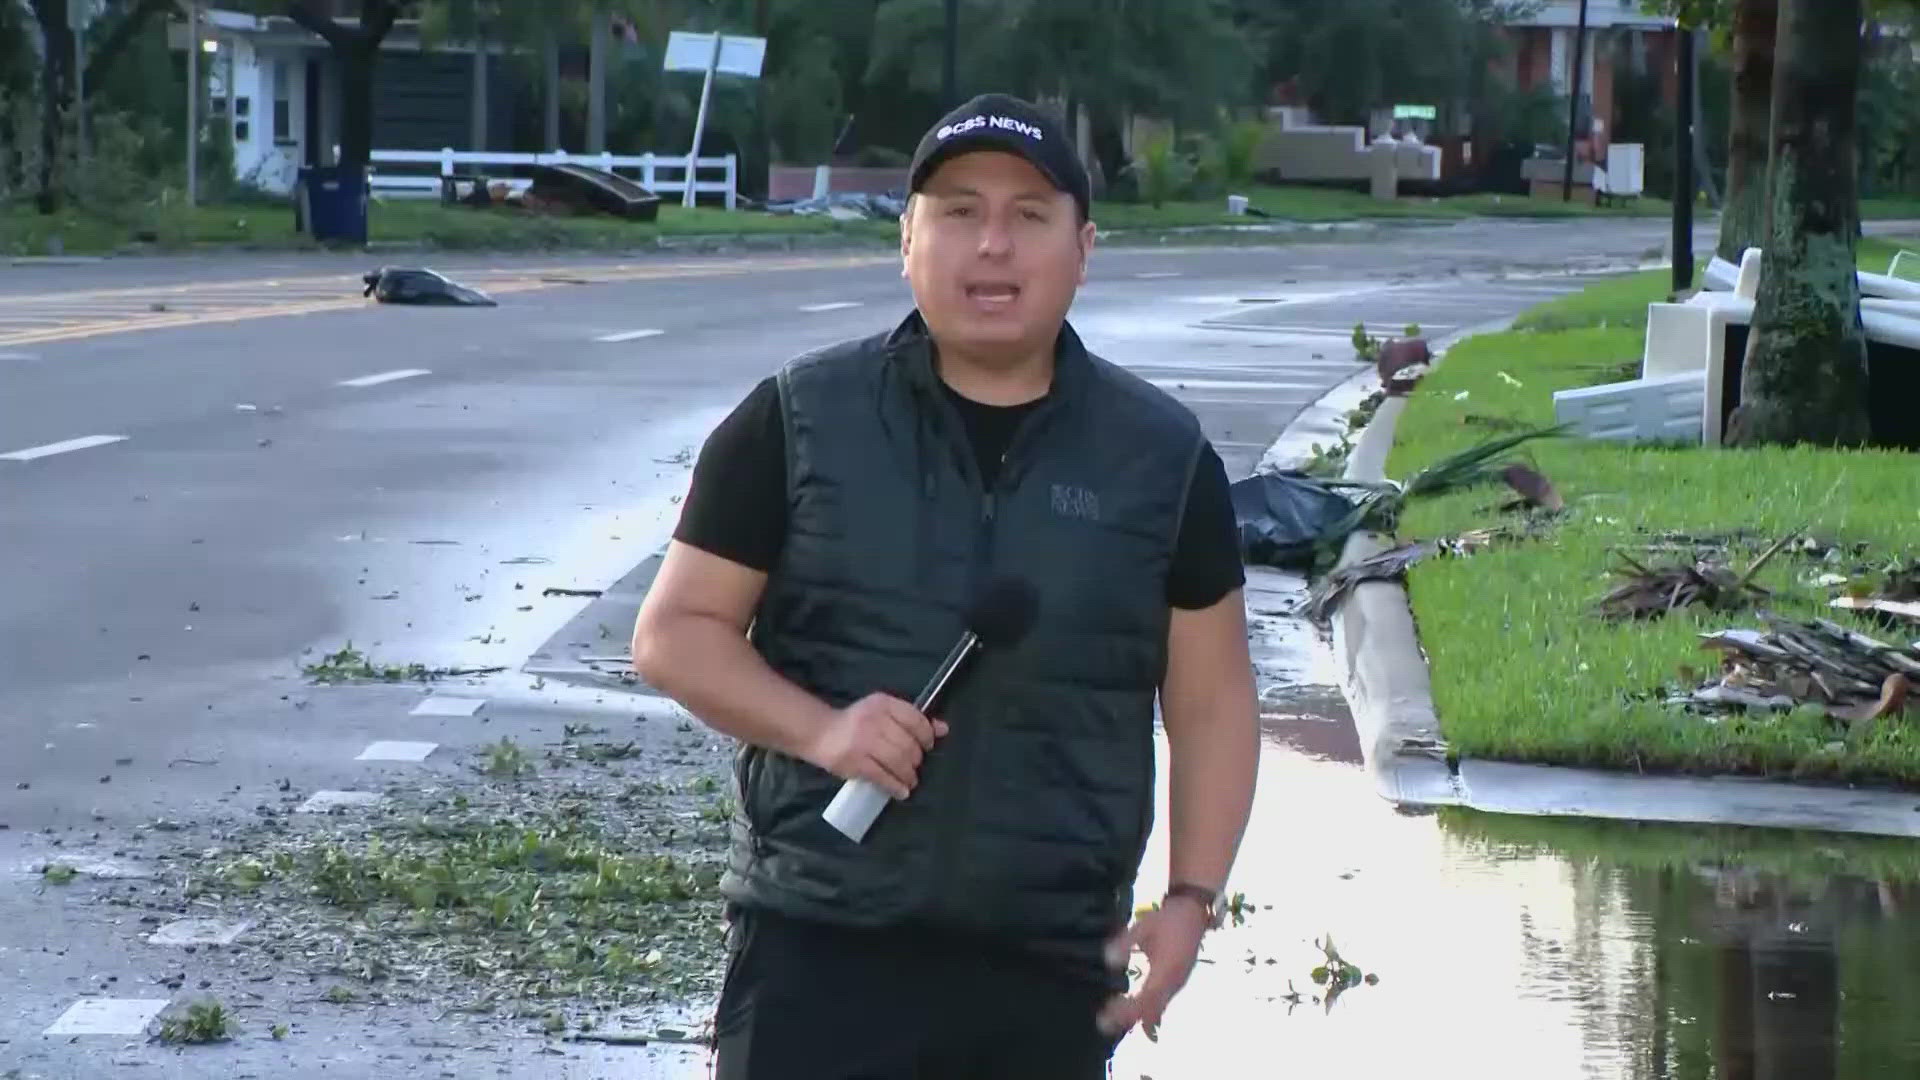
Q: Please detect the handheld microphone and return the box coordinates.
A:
[821,574,1040,843]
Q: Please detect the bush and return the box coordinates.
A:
[1125,134,1195,208]
[1210,118,1266,188]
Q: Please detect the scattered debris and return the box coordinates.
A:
[1325,426,1567,544]
[1831,596,1920,624]
[1497,464,1563,512]
[153,997,233,1044]
[1298,525,1532,623]
[1595,549,1772,622]
[1350,322,1422,365]
[759,192,905,221]
[1308,935,1378,1011]
[543,588,603,598]
[301,644,504,684]
[362,267,498,307]
[1672,613,1920,727]
[1375,338,1431,395]
[480,738,536,780]
[1826,558,1920,629]
[158,743,729,1021]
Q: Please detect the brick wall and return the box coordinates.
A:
[767,165,909,202]
[1591,34,1615,158]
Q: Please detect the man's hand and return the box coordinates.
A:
[1096,898,1210,1041]
[802,692,949,800]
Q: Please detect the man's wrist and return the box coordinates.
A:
[1163,882,1223,927]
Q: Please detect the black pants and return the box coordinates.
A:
[711,907,1120,1080]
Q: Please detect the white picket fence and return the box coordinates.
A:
[367,148,739,209]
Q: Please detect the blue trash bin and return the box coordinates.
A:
[296,165,369,245]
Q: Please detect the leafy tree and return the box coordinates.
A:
[21,0,181,211]
[1255,0,1533,128]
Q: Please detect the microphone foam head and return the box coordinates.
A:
[968,575,1041,648]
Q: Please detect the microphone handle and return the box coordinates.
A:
[822,631,981,843]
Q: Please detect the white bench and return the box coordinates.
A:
[1556,246,1920,445]
[1553,371,1706,443]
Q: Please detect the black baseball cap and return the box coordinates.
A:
[908,93,1092,221]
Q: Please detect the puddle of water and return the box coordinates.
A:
[1114,578,1920,1079]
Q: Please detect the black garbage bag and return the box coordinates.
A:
[1230,471,1358,570]
[361,267,498,307]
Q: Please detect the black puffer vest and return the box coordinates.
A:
[721,310,1204,975]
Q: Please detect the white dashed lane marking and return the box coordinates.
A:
[356,740,439,762]
[410,695,487,717]
[594,328,665,343]
[799,301,863,312]
[0,434,127,461]
[1133,271,1183,279]
[337,368,431,388]
[44,998,170,1036]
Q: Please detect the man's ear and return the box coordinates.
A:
[899,197,914,270]
[1077,218,1097,284]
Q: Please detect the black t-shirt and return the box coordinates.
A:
[673,375,1245,611]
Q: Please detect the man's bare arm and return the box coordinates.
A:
[631,541,942,797]
[1159,589,1260,896]
[631,541,835,760]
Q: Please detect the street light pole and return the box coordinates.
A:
[1673,24,1697,293]
[942,0,957,109]
[1561,0,1590,202]
[186,1,199,207]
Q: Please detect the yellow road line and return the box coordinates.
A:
[0,253,896,348]
[0,299,371,347]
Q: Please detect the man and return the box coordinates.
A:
[632,92,1259,1078]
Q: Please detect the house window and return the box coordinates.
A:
[273,60,293,144]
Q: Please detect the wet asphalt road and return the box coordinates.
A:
[2,216,1718,1077]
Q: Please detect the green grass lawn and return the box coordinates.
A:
[1864,195,1920,221]
[1383,257,1920,787]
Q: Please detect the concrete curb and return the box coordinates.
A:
[1320,319,1920,838]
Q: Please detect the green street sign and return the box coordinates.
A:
[1393,104,1437,120]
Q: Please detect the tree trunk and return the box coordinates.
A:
[1728,0,1871,448]
[287,0,397,175]
[1717,0,1778,263]
[30,0,74,213]
[337,41,374,172]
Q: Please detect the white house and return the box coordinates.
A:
[166,7,513,195]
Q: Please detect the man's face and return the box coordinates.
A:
[901,150,1095,363]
